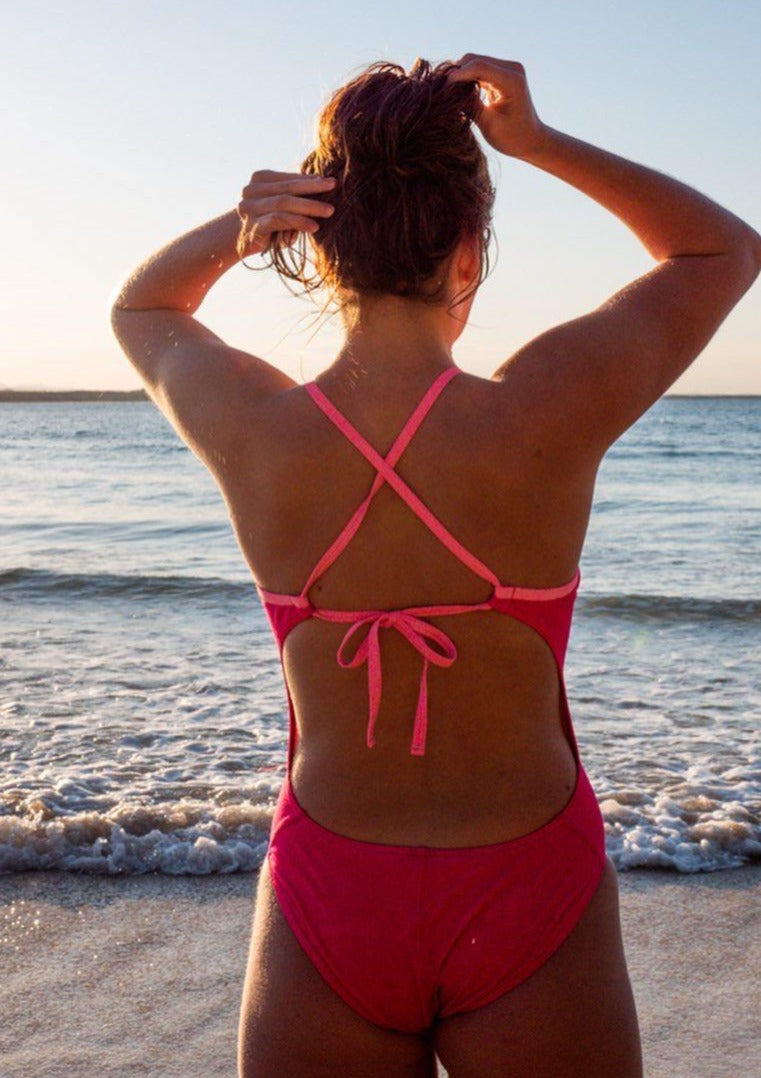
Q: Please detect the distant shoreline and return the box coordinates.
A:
[0,389,149,402]
[0,389,758,402]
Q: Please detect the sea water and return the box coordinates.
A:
[1,397,759,874]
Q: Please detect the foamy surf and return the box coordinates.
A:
[1,768,759,874]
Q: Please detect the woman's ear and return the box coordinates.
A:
[455,232,481,289]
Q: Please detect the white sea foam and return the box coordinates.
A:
[0,796,276,874]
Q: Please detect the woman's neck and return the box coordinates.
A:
[325,297,461,389]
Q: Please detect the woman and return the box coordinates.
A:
[110,55,760,1077]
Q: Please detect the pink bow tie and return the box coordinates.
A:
[330,610,458,756]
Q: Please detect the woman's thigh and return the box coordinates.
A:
[433,857,643,1078]
[237,857,437,1078]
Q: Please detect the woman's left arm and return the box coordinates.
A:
[108,171,335,470]
[110,208,244,317]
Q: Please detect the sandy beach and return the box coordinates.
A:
[1,864,759,1077]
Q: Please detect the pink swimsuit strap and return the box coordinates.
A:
[258,582,579,757]
[258,368,580,756]
[305,370,501,591]
[311,599,492,756]
[296,367,463,599]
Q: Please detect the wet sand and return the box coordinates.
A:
[0,864,759,1077]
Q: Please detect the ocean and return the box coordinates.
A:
[1,396,759,875]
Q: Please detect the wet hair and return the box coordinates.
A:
[237,57,497,326]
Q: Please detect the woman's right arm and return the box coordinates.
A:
[503,125,761,457]
[448,56,761,459]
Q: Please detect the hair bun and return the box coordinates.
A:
[255,57,495,310]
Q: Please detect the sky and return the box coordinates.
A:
[1,0,760,393]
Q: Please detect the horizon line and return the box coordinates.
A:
[1,388,760,401]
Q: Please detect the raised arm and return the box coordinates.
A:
[108,173,336,471]
[448,56,761,459]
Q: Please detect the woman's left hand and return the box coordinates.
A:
[236,169,336,256]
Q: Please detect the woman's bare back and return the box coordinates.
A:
[215,366,598,847]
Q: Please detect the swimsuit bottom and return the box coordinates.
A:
[266,762,608,1034]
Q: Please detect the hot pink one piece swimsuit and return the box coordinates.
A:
[257,366,607,1033]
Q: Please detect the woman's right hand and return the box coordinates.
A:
[446,54,548,160]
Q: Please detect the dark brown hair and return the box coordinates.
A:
[238,57,497,322]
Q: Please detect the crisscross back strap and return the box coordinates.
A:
[305,370,500,589]
[299,367,460,598]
